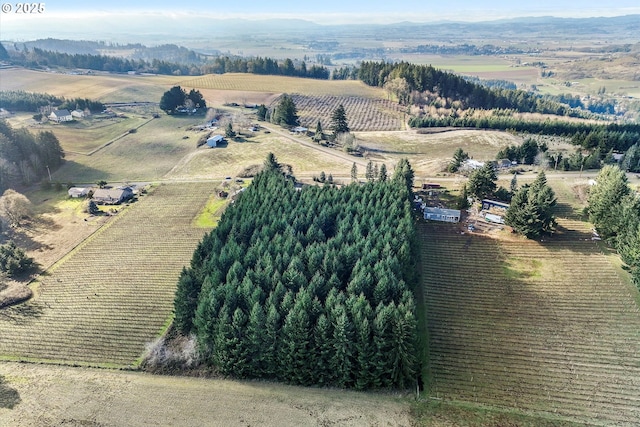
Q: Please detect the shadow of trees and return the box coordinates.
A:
[0,375,21,409]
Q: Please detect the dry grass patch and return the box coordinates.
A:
[0,362,412,426]
[179,73,387,98]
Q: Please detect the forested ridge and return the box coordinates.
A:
[174,160,419,389]
[10,48,330,79]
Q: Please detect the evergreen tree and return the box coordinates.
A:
[467,163,497,200]
[271,94,299,127]
[264,152,282,173]
[448,148,469,173]
[330,104,349,135]
[173,267,201,334]
[504,171,556,239]
[379,164,388,182]
[510,173,518,193]
[351,163,358,182]
[225,122,236,139]
[256,104,268,121]
[159,86,186,113]
[456,183,470,210]
[616,195,640,287]
[588,165,630,240]
[313,120,324,142]
[365,161,374,182]
[393,158,414,195]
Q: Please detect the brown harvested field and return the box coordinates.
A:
[419,189,640,426]
[0,362,412,426]
[0,68,181,103]
[0,182,213,367]
[289,94,407,131]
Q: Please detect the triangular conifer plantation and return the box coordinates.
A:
[174,154,420,389]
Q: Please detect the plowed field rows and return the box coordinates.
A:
[0,183,213,368]
[420,213,640,426]
[288,94,406,132]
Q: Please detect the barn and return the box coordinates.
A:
[206,135,224,147]
[424,207,461,223]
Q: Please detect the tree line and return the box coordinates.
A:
[410,114,640,157]
[0,120,65,190]
[173,155,419,389]
[587,165,640,287]
[10,48,330,79]
[0,90,104,114]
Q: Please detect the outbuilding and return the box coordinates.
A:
[68,187,92,198]
[206,135,224,147]
[424,207,461,223]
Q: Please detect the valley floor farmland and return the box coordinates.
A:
[420,208,640,425]
[0,182,214,367]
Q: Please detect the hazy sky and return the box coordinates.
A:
[3,0,640,23]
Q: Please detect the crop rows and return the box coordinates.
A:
[0,183,214,368]
[179,73,385,98]
[288,94,405,132]
[420,218,640,426]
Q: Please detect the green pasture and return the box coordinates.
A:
[51,114,203,183]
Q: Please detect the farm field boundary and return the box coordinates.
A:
[419,215,640,426]
[0,182,214,368]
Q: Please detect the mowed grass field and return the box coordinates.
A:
[0,362,412,427]
[0,182,214,367]
[419,182,640,426]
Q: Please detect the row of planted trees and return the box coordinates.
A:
[174,155,419,389]
[587,165,640,287]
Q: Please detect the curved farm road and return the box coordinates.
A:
[0,362,411,427]
[259,123,369,168]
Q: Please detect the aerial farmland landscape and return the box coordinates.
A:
[1,1,640,426]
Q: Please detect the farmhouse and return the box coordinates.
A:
[206,135,224,147]
[92,187,134,205]
[424,207,461,223]
[49,109,73,122]
[68,187,92,198]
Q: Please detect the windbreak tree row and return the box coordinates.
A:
[174,161,419,389]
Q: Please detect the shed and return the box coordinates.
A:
[291,126,308,134]
[422,183,441,190]
[71,109,85,118]
[424,207,461,223]
[92,187,133,205]
[206,135,224,147]
[68,187,91,198]
[484,213,505,224]
[481,199,510,211]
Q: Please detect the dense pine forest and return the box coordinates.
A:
[0,120,65,190]
[174,157,420,389]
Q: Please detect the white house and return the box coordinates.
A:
[49,109,73,122]
[71,109,85,119]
